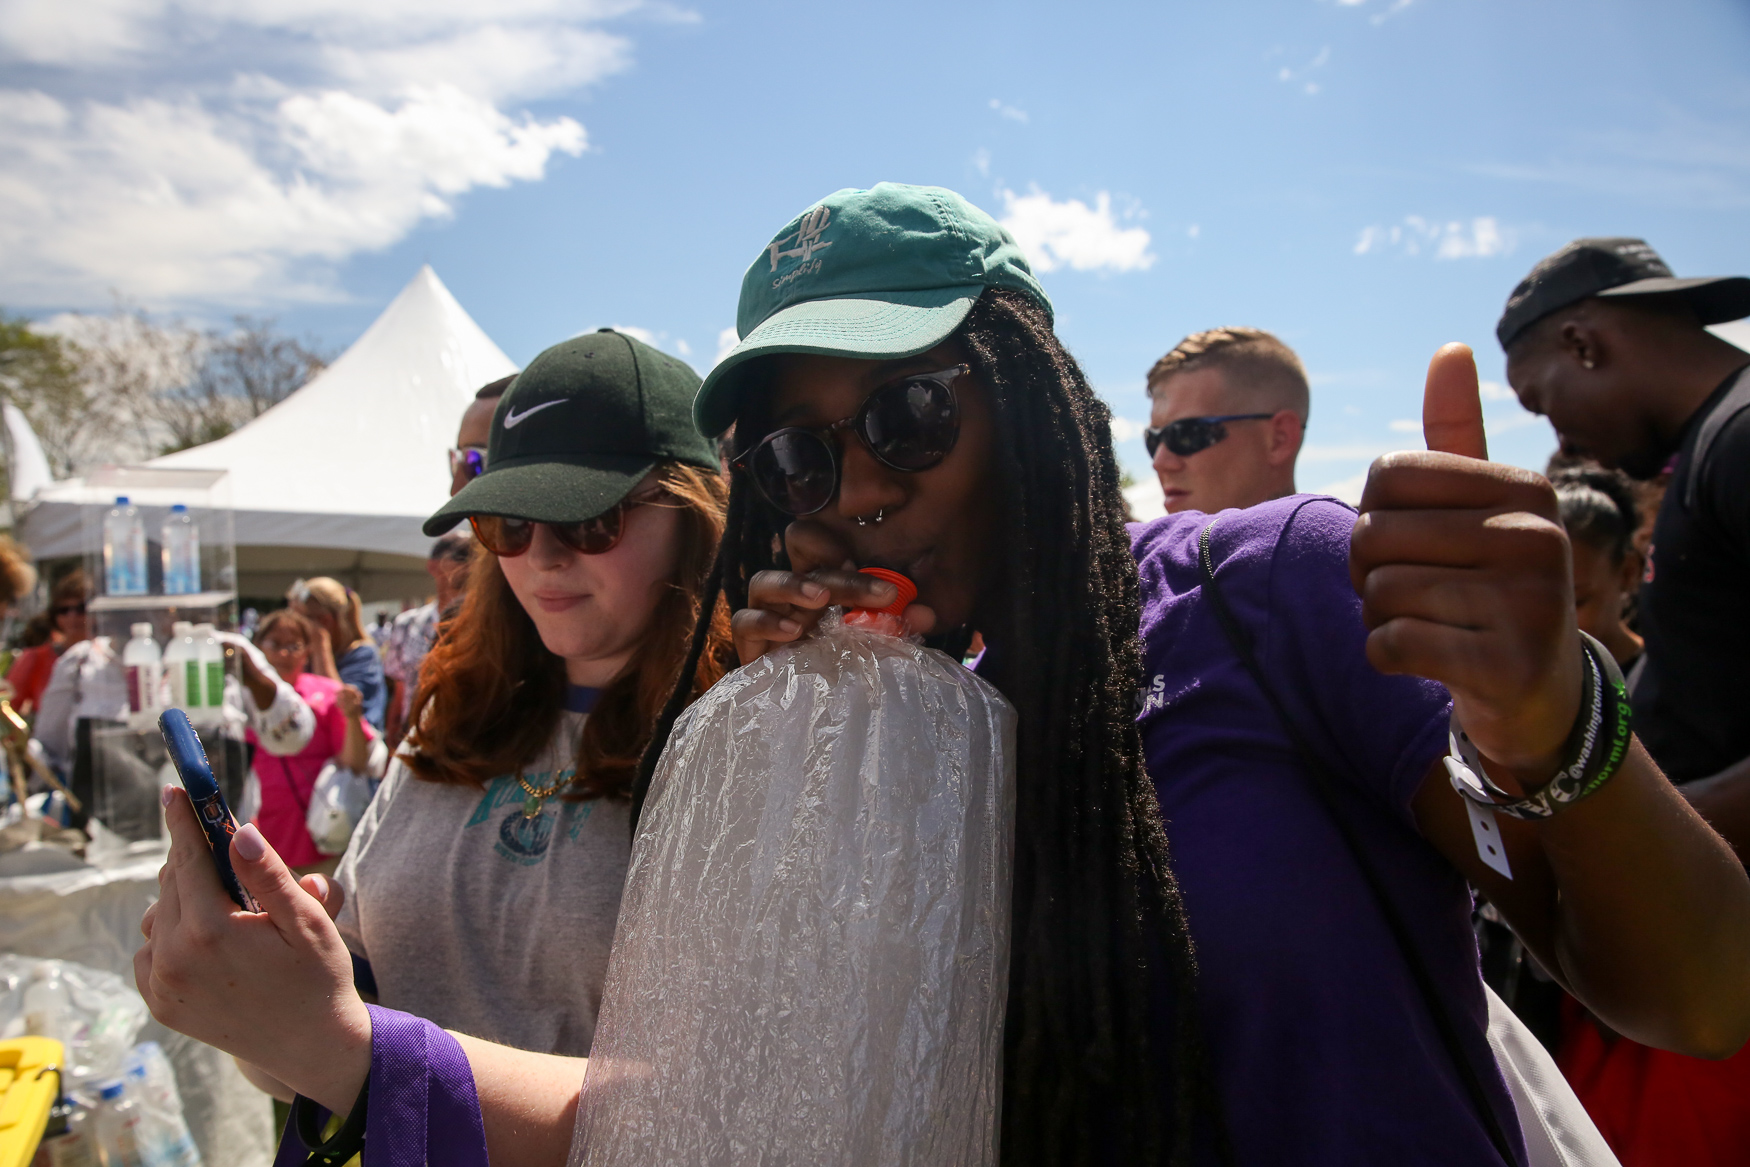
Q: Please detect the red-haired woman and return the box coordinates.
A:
[221,331,731,1083]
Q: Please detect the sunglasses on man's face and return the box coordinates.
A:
[468,490,668,559]
[449,446,487,483]
[736,364,966,517]
[1143,413,1274,459]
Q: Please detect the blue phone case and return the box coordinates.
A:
[158,709,259,911]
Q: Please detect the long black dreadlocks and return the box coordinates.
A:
[633,288,1217,1165]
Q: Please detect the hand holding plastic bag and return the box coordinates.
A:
[578,579,1016,1167]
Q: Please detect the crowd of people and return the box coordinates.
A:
[89,186,1750,1166]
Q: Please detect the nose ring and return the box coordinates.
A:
[855,508,885,527]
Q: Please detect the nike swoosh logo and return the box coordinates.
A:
[503,399,565,428]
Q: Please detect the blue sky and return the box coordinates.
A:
[5,0,1748,508]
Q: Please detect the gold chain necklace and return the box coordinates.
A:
[516,772,565,819]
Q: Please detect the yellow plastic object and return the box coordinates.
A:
[0,1037,62,1167]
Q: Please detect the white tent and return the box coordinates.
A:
[19,267,517,600]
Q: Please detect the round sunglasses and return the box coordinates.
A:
[736,364,967,517]
[468,489,667,558]
[1143,413,1274,459]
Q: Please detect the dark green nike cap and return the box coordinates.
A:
[425,329,718,535]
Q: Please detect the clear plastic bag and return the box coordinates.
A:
[0,954,147,1087]
[577,608,1016,1166]
[305,738,387,855]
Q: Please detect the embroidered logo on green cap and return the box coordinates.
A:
[768,205,834,291]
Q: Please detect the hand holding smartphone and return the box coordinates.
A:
[158,708,260,911]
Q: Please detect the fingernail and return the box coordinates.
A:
[801,582,827,600]
[871,582,897,601]
[233,822,267,861]
[778,618,801,634]
[306,873,330,901]
[160,785,175,808]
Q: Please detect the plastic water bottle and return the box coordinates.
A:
[92,1080,146,1167]
[22,962,72,1049]
[193,624,224,715]
[32,1096,101,1167]
[122,625,162,717]
[121,1043,201,1167]
[162,622,197,712]
[159,506,200,596]
[102,497,147,597]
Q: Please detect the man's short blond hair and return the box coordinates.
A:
[1146,326,1310,420]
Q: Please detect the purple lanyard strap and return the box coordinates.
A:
[272,1005,488,1167]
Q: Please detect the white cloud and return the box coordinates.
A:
[611,325,659,346]
[1354,215,1513,260]
[1300,441,1416,461]
[1312,471,1368,506]
[988,98,1028,124]
[1123,479,1166,522]
[1276,45,1329,95]
[1109,416,1150,443]
[714,326,739,366]
[1387,418,1421,433]
[971,148,991,178]
[1479,379,1517,402]
[1329,0,1415,23]
[602,324,699,362]
[997,186,1154,275]
[0,0,639,306]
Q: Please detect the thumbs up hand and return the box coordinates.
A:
[1349,344,1583,785]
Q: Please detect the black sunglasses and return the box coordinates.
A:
[53,602,87,617]
[469,489,667,558]
[735,364,966,517]
[1143,413,1274,459]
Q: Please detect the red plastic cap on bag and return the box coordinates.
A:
[850,568,916,618]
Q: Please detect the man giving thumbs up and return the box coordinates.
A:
[1127,343,1750,1166]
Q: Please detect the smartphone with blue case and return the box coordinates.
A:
[158,708,259,911]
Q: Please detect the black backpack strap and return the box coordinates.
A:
[1681,363,1750,512]
[1196,518,1516,1165]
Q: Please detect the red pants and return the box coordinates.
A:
[1558,996,1750,1166]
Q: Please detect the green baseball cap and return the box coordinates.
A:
[425,329,718,536]
[694,182,1052,438]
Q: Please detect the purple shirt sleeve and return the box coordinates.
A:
[272,1005,487,1167]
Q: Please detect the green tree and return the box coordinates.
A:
[0,313,88,494]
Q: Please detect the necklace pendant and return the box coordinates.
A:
[522,792,545,819]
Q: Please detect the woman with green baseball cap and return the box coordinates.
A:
[638,182,1215,1164]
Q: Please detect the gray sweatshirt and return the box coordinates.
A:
[334,712,630,1056]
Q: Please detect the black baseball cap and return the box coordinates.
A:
[424,329,718,535]
[1497,237,1750,350]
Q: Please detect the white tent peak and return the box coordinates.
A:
[4,402,54,502]
[152,265,518,521]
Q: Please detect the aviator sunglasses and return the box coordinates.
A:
[736,364,967,516]
[1143,413,1274,459]
[469,489,668,558]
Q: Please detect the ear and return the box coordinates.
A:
[1268,410,1304,466]
[1616,547,1644,596]
[1558,319,1605,371]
